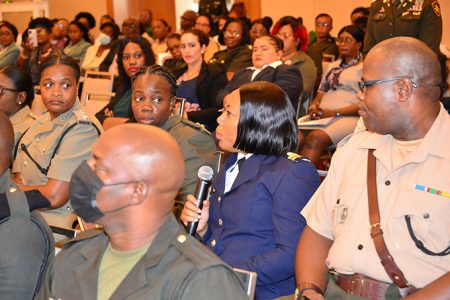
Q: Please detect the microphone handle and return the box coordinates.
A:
[186,180,211,236]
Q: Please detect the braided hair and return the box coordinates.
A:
[133,65,177,97]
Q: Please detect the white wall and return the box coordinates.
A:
[261,0,450,49]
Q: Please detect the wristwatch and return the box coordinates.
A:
[295,282,323,300]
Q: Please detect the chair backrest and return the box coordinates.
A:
[80,71,115,114]
[232,267,257,300]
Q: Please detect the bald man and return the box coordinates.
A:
[38,124,247,300]
[0,112,54,298]
[295,37,449,300]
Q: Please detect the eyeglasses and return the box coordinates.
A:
[122,23,136,28]
[0,86,19,96]
[358,77,407,92]
[315,22,331,28]
[251,29,267,35]
[336,37,355,44]
[224,30,241,38]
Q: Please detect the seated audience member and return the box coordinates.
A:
[350,6,370,24]
[228,2,251,30]
[162,33,186,74]
[295,37,449,300]
[96,36,155,125]
[209,18,252,81]
[151,19,171,55]
[175,29,227,130]
[307,13,339,76]
[0,21,20,68]
[0,66,35,147]
[216,35,302,108]
[272,16,318,93]
[0,113,54,299]
[139,9,153,39]
[129,65,217,211]
[74,11,96,43]
[81,22,120,72]
[99,18,141,74]
[181,82,320,299]
[16,17,63,86]
[249,18,271,45]
[12,54,102,228]
[50,18,69,50]
[100,15,115,26]
[38,124,248,300]
[179,10,198,34]
[299,25,364,167]
[64,20,92,62]
[195,14,220,62]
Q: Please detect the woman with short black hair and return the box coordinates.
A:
[181,81,320,300]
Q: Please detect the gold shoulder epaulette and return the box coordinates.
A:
[286,152,309,162]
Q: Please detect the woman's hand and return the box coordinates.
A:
[180,194,210,236]
[310,108,336,120]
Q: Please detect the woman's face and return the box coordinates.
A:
[180,33,205,66]
[277,25,297,56]
[152,20,169,40]
[101,25,115,41]
[250,23,267,44]
[36,27,50,45]
[223,22,243,50]
[336,31,361,59]
[252,36,282,69]
[132,74,175,127]
[216,89,240,153]
[122,42,146,78]
[0,73,24,116]
[40,64,78,119]
[68,24,83,44]
[0,26,14,47]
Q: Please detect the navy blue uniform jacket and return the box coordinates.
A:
[204,153,320,299]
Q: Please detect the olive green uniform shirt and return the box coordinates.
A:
[37,214,248,300]
[209,45,253,73]
[161,115,217,205]
[10,106,36,151]
[364,0,443,55]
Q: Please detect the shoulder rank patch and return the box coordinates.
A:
[431,0,441,17]
[286,152,309,162]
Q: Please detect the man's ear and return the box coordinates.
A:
[395,78,414,102]
[130,182,148,205]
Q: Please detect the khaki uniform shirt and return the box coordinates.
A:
[10,106,36,150]
[161,115,217,204]
[13,100,102,186]
[364,0,443,55]
[302,104,450,288]
[37,214,248,300]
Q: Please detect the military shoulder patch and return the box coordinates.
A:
[286,152,309,162]
[431,0,441,17]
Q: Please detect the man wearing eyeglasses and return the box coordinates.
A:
[307,13,339,63]
[295,37,449,300]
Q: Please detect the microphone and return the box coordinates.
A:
[186,165,214,236]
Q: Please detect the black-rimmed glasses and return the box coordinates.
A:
[358,77,413,93]
[0,86,19,96]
